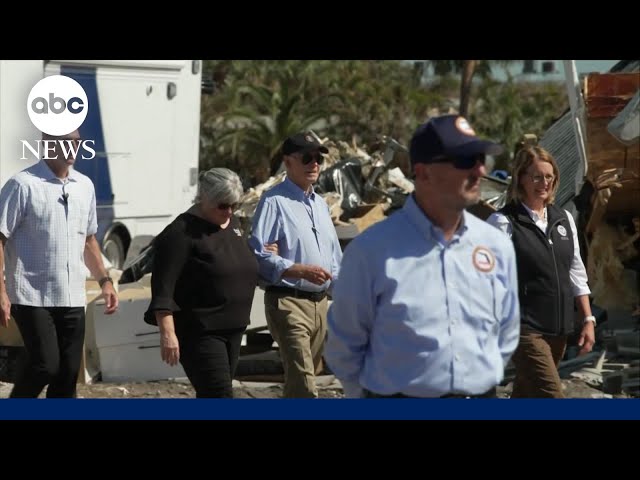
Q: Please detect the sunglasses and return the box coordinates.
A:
[300,152,324,166]
[216,202,238,210]
[430,154,486,170]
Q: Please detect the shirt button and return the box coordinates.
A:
[455,354,460,361]
[451,319,456,325]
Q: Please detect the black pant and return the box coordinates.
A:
[10,305,85,398]
[176,326,245,398]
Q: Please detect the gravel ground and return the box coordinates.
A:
[0,375,627,399]
[1,345,633,399]
[0,374,344,399]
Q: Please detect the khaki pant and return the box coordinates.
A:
[511,326,567,398]
[265,292,328,398]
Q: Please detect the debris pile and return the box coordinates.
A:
[233,135,412,244]
[235,133,509,244]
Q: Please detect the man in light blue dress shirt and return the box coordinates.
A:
[249,132,342,398]
[325,115,520,398]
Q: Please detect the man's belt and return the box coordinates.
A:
[265,286,328,302]
[364,387,497,399]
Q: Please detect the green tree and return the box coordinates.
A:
[425,60,517,117]
[471,77,568,170]
[198,60,565,184]
[200,60,440,182]
[201,61,343,183]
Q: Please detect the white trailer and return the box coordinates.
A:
[0,59,202,268]
[1,61,276,378]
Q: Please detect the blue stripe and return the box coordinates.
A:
[1,399,639,420]
[61,65,114,244]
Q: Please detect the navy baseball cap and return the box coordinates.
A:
[409,115,503,166]
[282,132,329,155]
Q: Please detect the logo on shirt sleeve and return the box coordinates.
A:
[472,246,496,273]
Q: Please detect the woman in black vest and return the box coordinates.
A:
[487,146,596,398]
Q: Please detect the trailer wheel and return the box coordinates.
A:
[103,233,125,270]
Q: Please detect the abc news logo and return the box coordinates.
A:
[31,93,85,115]
[21,74,96,160]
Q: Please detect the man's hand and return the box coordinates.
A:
[577,321,595,355]
[285,264,332,286]
[102,282,119,314]
[0,291,11,328]
[264,243,279,255]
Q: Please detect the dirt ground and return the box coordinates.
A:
[0,376,630,399]
[0,375,344,399]
[0,375,622,399]
[75,374,345,399]
[0,349,632,399]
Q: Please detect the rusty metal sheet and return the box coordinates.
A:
[585,73,640,118]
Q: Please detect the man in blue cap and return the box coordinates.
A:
[249,132,342,398]
[325,115,521,398]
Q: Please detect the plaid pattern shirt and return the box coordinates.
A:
[0,160,98,307]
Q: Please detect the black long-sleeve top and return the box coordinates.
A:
[145,212,258,331]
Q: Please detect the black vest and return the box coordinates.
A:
[500,202,575,335]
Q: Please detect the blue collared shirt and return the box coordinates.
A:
[325,195,520,398]
[248,177,342,292]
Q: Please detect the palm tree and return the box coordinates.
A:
[460,60,478,117]
[426,60,517,117]
[210,64,343,182]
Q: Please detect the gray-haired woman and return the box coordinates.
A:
[144,167,260,397]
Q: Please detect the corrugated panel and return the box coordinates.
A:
[538,111,583,210]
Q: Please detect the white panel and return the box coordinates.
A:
[248,287,268,332]
[50,60,187,71]
[91,286,156,348]
[98,342,186,382]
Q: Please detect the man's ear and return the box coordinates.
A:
[413,163,429,182]
[282,155,291,170]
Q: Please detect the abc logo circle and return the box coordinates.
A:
[27,75,88,136]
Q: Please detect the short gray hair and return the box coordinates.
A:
[195,168,243,205]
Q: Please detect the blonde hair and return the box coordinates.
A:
[507,145,560,205]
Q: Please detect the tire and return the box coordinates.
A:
[103,233,125,270]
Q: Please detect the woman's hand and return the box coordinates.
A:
[577,322,595,355]
[160,331,180,366]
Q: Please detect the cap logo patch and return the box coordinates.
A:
[305,135,313,142]
[472,246,495,273]
[455,116,476,136]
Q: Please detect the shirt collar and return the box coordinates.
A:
[520,202,547,222]
[403,194,469,244]
[283,176,315,200]
[36,159,80,183]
